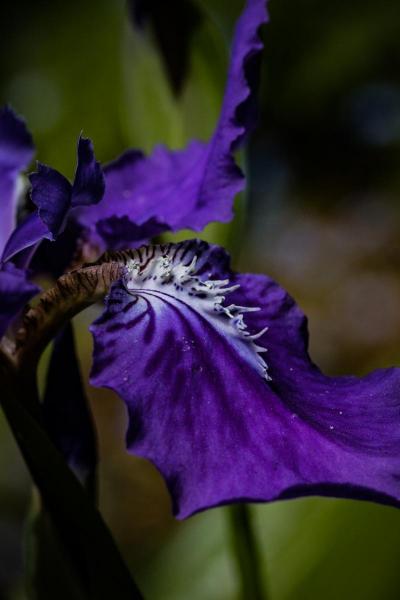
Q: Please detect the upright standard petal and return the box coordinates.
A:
[0,263,39,338]
[30,136,104,239]
[29,163,72,240]
[76,0,269,246]
[4,136,106,267]
[71,136,105,208]
[91,240,400,518]
[0,107,34,255]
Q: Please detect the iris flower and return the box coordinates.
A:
[1,0,400,524]
[0,105,104,336]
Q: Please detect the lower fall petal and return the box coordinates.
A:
[90,240,400,518]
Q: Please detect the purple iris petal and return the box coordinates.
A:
[29,136,105,241]
[91,240,400,518]
[76,0,268,246]
[0,106,34,255]
[71,136,105,208]
[0,263,39,338]
[1,212,50,263]
[29,163,72,240]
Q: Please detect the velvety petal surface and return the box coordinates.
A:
[0,263,39,338]
[30,136,104,240]
[29,163,72,239]
[91,240,400,518]
[0,107,34,255]
[76,0,268,247]
[71,136,105,208]
[2,136,105,271]
[1,212,49,263]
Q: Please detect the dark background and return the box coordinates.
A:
[1,1,400,598]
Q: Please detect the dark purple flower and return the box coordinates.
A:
[91,239,400,518]
[0,107,104,335]
[2,135,105,264]
[4,0,398,526]
[75,0,268,250]
[0,106,34,257]
[0,108,102,475]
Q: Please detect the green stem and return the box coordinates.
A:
[228,504,268,600]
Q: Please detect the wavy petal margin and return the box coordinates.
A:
[91,240,400,518]
[76,0,269,246]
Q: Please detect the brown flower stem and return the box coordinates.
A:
[14,256,127,370]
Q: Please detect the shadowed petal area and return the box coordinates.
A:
[29,136,104,241]
[43,323,97,482]
[0,135,105,274]
[77,0,268,247]
[1,212,49,263]
[29,163,72,239]
[71,136,105,208]
[95,215,167,251]
[0,106,34,255]
[0,263,39,338]
[91,240,400,518]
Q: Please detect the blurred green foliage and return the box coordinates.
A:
[2,0,400,599]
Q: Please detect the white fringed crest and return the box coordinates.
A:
[124,242,270,380]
